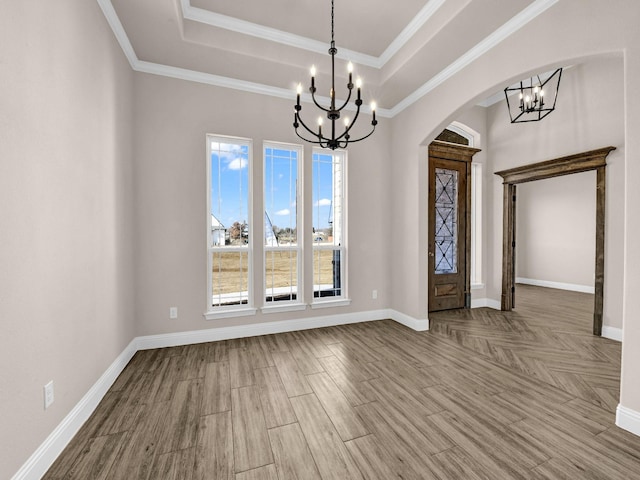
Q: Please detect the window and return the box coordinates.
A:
[312,149,346,303]
[471,162,483,287]
[207,135,253,312]
[264,143,302,305]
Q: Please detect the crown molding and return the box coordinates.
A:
[96,0,138,69]
[180,0,378,67]
[389,0,559,116]
[135,61,392,118]
[377,0,447,66]
[180,0,446,69]
[98,0,558,119]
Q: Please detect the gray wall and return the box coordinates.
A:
[132,73,392,336]
[487,56,624,328]
[515,172,596,289]
[0,1,136,477]
[6,1,640,477]
[387,0,640,414]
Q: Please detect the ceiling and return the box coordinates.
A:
[102,0,557,117]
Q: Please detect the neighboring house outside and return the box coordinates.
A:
[211,214,226,246]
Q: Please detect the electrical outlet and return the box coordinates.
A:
[372,290,378,300]
[169,307,178,319]
[44,381,54,409]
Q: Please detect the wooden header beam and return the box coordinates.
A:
[495,146,616,185]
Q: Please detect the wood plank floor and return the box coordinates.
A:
[45,285,640,479]
[430,284,621,412]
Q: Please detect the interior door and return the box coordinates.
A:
[428,157,468,312]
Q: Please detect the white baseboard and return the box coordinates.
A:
[138,309,428,350]
[616,404,640,437]
[602,326,623,342]
[388,309,429,331]
[11,339,138,480]
[13,308,428,479]
[516,277,595,294]
[471,298,501,310]
[137,309,396,349]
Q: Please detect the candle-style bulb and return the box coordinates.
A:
[371,101,377,112]
[310,65,316,77]
[318,116,323,126]
[356,78,362,89]
[539,89,544,97]
[344,117,350,126]
[347,62,353,73]
[296,83,302,95]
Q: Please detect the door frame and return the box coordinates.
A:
[495,146,616,336]
[428,141,481,312]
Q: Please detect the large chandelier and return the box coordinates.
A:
[504,68,563,123]
[293,0,377,150]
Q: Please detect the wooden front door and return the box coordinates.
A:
[428,141,479,312]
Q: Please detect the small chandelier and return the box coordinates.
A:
[504,68,563,123]
[293,0,377,150]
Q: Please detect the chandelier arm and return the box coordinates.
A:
[335,102,362,141]
[334,88,353,112]
[295,112,326,141]
[290,0,377,149]
[309,90,332,113]
[294,129,323,145]
[343,124,377,144]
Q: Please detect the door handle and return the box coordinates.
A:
[428,252,434,257]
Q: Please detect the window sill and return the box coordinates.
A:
[204,307,257,321]
[261,303,307,315]
[311,298,352,309]
[471,283,485,290]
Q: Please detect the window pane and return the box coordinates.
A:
[211,140,249,247]
[313,150,344,300]
[264,144,301,304]
[211,251,249,306]
[313,249,341,297]
[265,250,298,302]
[312,152,342,246]
[265,147,297,246]
[208,136,252,311]
[434,167,458,274]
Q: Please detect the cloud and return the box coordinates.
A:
[275,209,291,215]
[211,143,247,170]
[227,157,248,170]
[314,198,332,207]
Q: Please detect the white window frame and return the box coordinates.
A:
[311,148,349,308]
[205,134,256,320]
[471,162,483,288]
[448,122,484,290]
[262,141,305,313]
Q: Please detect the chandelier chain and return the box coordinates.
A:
[331,0,334,44]
[292,0,377,149]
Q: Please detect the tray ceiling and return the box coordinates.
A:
[101,0,557,116]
